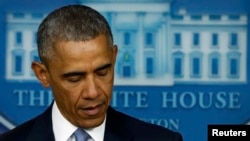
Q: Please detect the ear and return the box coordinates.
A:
[112,45,118,63]
[31,61,51,88]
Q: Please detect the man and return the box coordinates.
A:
[0,5,183,141]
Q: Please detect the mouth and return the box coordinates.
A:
[80,104,103,117]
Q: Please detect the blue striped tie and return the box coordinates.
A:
[73,128,91,141]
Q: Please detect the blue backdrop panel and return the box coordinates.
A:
[0,0,249,141]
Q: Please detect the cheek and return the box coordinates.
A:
[52,83,81,107]
[48,70,81,110]
[97,78,113,99]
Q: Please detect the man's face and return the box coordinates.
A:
[33,34,117,128]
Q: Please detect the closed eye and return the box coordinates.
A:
[66,76,82,82]
[62,72,85,83]
[95,64,111,76]
[96,69,108,76]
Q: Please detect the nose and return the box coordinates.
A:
[83,75,99,99]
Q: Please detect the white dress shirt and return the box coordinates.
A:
[52,102,106,141]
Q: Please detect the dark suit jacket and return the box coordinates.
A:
[0,104,183,141]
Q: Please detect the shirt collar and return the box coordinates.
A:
[52,102,106,141]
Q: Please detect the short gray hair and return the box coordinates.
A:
[37,5,113,64]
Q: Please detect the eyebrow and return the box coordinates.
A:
[62,63,112,78]
[95,63,112,72]
[62,71,86,78]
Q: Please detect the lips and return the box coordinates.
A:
[80,104,103,117]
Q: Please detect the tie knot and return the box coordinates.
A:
[73,128,92,141]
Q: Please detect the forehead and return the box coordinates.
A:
[47,34,112,69]
[56,34,111,57]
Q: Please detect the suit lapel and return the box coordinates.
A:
[104,107,134,141]
[27,104,55,141]
[24,105,133,141]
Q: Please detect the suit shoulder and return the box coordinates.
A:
[0,105,53,141]
[0,117,37,140]
[107,107,183,141]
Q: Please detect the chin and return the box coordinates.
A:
[79,116,105,129]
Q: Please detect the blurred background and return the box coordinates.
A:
[0,0,249,141]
